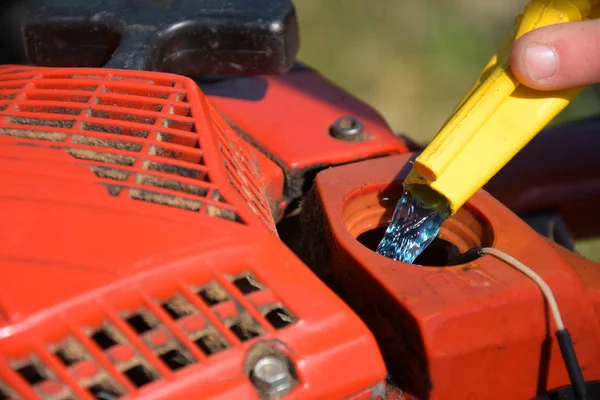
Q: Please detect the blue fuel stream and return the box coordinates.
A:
[376,187,451,264]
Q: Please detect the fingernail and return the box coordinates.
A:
[524,44,558,81]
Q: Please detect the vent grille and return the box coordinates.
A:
[2,271,297,398]
[87,322,160,389]
[0,66,277,229]
[9,355,76,399]
[52,337,126,398]
[207,106,275,231]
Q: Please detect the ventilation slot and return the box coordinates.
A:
[104,185,124,196]
[17,105,81,115]
[231,273,264,294]
[90,166,131,181]
[123,361,157,388]
[15,359,47,385]
[90,325,120,350]
[129,189,203,212]
[212,190,227,203]
[89,110,156,126]
[105,85,171,99]
[208,106,273,229]
[206,205,239,222]
[148,145,199,162]
[54,339,86,367]
[162,118,195,132]
[135,174,208,196]
[34,82,97,91]
[166,105,192,117]
[125,310,157,334]
[6,116,75,128]
[9,356,75,399]
[0,128,67,141]
[159,295,230,357]
[97,97,162,112]
[87,323,160,388]
[161,296,194,319]
[72,135,143,152]
[228,313,264,341]
[197,281,229,306]
[155,131,197,146]
[263,305,297,329]
[158,346,195,372]
[195,327,229,356]
[143,161,205,180]
[124,308,197,372]
[52,338,126,399]
[66,149,136,166]
[156,132,174,142]
[27,93,90,103]
[82,123,126,136]
[88,377,124,400]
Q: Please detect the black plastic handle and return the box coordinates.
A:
[15,0,299,75]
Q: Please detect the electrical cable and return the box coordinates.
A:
[480,247,587,400]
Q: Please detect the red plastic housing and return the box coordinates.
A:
[206,69,409,203]
[301,154,600,400]
[0,66,387,400]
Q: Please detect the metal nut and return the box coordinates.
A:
[329,116,366,142]
[251,356,294,397]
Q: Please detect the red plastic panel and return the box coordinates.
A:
[0,240,387,400]
[0,66,387,399]
[206,70,409,198]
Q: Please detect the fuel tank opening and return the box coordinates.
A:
[358,228,461,266]
[343,183,494,267]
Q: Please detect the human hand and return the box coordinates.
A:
[511,19,600,90]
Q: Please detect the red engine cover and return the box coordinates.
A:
[0,66,387,400]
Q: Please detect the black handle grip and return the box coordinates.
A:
[19,0,299,75]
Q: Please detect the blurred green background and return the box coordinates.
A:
[295,0,600,261]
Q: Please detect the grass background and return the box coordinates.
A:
[294,0,600,261]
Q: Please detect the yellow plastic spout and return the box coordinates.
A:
[405,0,600,214]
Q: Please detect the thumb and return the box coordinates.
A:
[510,18,600,90]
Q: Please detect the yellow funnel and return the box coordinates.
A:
[405,0,600,214]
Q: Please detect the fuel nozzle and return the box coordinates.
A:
[405,0,599,215]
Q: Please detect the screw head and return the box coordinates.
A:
[330,116,366,142]
[251,356,293,396]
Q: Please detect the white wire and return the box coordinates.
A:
[480,247,565,331]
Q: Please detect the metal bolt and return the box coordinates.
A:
[251,356,294,397]
[329,116,366,142]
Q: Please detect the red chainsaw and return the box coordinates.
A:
[0,1,599,399]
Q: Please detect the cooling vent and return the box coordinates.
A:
[3,271,297,398]
[207,107,274,227]
[0,66,277,231]
[9,355,76,399]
